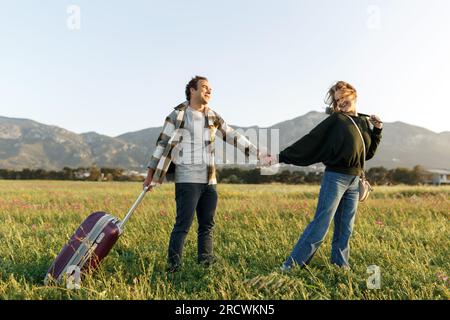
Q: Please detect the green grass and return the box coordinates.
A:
[0,180,448,300]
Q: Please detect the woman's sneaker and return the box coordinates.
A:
[279,264,292,273]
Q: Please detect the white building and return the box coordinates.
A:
[424,169,450,185]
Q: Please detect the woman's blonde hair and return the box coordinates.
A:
[325,81,357,113]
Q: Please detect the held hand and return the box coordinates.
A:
[258,148,269,166]
[259,154,276,167]
[369,115,383,129]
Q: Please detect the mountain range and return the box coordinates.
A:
[0,112,449,171]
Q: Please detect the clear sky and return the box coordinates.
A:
[1,0,449,136]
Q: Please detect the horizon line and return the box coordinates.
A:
[1,111,449,137]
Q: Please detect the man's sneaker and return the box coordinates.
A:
[198,256,217,267]
[166,264,181,273]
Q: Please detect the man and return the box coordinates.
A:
[144,76,272,272]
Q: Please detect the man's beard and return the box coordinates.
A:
[201,96,209,104]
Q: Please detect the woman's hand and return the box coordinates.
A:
[369,115,383,129]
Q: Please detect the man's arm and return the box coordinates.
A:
[144,111,177,190]
[215,113,261,160]
[147,112,176,170]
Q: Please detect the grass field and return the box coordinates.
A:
[0,180,448,300]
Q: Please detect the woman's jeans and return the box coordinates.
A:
[168,183,218,267]
[283,170,360,269]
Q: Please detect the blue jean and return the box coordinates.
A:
[283,170,359,269]
[168,183,218,267]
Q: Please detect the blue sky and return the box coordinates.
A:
[1,0,449,136]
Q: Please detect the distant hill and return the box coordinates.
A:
[1,112,449,171]
[0,116,92,170]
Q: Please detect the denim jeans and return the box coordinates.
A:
[283,170,359,269]
[168,183,218,267]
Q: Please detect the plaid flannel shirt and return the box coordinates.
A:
[147,101,259,185]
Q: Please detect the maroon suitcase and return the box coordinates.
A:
[44,187,148,285]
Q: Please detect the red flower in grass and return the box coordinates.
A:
[72,203,82,210]
[159,210,168,217]
[375,219,384,226]
[436,273,449,283]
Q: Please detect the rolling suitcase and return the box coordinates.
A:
[44,186,149,285]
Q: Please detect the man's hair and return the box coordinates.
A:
[185,76,208,101]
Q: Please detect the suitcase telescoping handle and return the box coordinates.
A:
[118,186,149,232]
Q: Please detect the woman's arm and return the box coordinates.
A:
[278,115,336,166]
[366,115,383,160]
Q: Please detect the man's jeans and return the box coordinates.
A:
[283,170,359,269]
[168,183,218,267]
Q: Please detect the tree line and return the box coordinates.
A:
[0,167,142,182]
[0,165,433,185]
[215,165,429,185]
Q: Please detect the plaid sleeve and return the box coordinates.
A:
[146,111,177,170]
[215,112,259,158]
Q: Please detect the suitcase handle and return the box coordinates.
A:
[118,186,149,232]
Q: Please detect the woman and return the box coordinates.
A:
[277,81,383,270]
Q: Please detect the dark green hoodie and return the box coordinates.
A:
[278,112,382,176]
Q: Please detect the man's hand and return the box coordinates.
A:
[143,168,155,192]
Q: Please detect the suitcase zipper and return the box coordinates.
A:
[57,215,115,282]
[78,217,120,267]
